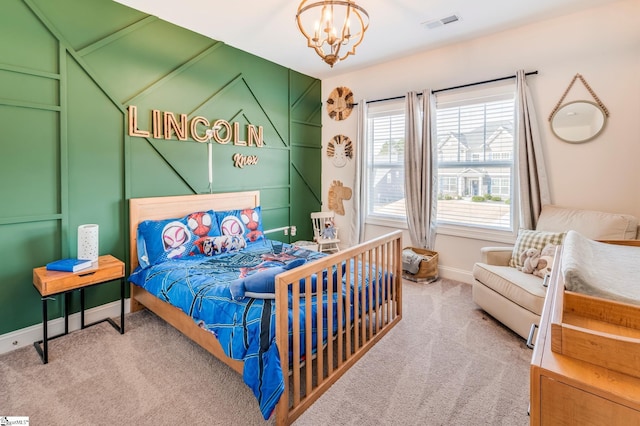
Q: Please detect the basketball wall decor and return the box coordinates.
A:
[326,86,354,121]
[326,134,354,168]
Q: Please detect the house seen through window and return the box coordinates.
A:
[365,81,516,231]
[435,82,515,230]
[366,100,406,221]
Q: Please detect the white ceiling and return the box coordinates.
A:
[113,0,619,80]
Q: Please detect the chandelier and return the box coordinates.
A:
[296,0,370,68]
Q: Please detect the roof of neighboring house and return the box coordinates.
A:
[437,120,513,152]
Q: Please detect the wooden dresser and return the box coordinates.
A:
[530,242,640,425]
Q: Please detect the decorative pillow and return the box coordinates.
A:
[228,260,344,300]
[229,259,306,300]
[215,207,265,244]
[198,234,247,256]
[510,229,565,269]
[137,210,220,268]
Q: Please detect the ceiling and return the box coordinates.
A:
[113,0,619,80]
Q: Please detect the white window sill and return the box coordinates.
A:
[365,216,516,245]
[365,215,408,230]
[436,223,516,244]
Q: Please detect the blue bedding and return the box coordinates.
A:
[129,240,387,419]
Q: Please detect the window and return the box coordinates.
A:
[364,82,517,233]
[490,177,511,197]
[438,177,458,196]
[366,100,405,221]
[435,81,516,230]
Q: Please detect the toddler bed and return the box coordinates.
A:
[128,191,402,425]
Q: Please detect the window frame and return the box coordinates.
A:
[364,99,408,228]
[362,81,521,242]
[434,80,519,242]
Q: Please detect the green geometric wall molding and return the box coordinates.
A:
[0,0,321,335]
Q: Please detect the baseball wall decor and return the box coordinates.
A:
[326,86,354,121]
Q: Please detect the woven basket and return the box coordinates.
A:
[402,247,439,283]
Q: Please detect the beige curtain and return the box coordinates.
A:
[516,70,550,229]
[350,99,367,245]
[404,90,437,249]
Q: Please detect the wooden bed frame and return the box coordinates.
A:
[128,191,403,425]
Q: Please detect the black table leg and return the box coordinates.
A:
[80,288,85,329]
[34,296,69,364]
[120,278,125,334]
[82,281,124,334]
[41,297,48,364]
[34,277,125,364]
[64,292,70,334]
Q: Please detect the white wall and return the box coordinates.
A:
[321,0,640,283]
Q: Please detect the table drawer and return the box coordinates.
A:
[33,255,124,296]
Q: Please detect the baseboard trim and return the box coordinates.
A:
[0,299,131,355]
[1,268,474,355]
[438,266,473,285]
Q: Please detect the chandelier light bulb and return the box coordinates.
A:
[328,27,337,46]
[323,7,331,23]
[296,0,369,67]
[313,20,320,41]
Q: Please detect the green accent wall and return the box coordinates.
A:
[0,0,322,335]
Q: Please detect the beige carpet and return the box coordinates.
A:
[0,279,531,425]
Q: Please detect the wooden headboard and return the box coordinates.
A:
[128,191,260,272]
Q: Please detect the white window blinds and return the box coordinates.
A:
[366,100,406,220]
[435,81,516,230]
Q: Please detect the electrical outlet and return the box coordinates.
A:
[291,226,297,236]
[284,228,288,235]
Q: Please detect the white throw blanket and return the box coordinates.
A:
[402,249,422,274]
[561,230,640,305]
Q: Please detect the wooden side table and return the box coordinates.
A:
[32,254,125,364]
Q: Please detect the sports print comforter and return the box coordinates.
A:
[129,240,374,420]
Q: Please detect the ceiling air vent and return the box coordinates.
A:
[423,14,460,30]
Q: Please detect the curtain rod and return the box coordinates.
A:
[354,70,538,106]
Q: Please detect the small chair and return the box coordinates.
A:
[311,211,340,253]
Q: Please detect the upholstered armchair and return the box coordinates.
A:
[472,205,640,339]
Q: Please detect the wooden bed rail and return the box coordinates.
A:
[129,193,403,424]
[274,230,403,425]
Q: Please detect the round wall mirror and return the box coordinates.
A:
[550,100,607,143]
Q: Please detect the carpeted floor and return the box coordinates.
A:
[0,278,531,425]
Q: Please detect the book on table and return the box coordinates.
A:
[46,258,94,273]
